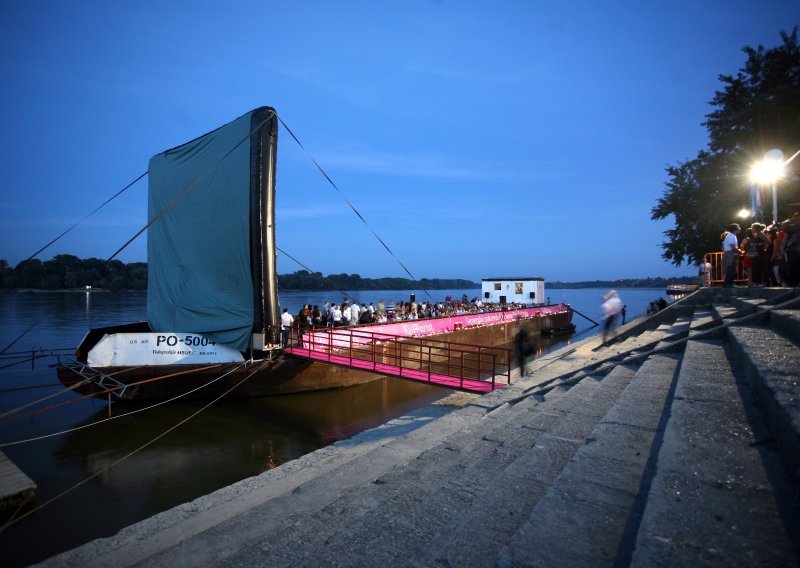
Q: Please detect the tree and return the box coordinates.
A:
[652,29,800,266]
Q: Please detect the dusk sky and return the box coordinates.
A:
[1,1,798,282]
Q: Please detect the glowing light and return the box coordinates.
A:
[750,157,785,185]
[738,208,751,218]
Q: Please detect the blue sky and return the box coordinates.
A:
[1,1,798,282]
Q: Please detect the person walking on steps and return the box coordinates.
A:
[601,290,623,343]
[514,323,533,377]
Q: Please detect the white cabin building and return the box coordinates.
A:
[481,277,546,306]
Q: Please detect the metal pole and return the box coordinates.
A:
[772,181,778,224]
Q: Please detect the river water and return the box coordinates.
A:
[0,287,667,565]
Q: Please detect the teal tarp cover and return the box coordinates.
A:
[146,111,254,350]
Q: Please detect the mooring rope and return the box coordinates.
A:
[0,361,250,448]
[0,362,258,533]
[0,363,222,424]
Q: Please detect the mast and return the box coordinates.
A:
[251,107,280,347]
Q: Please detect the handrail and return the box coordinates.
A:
[287,324,511,391]
[703,251,748,286]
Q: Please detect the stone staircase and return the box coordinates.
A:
[47,288,800,567]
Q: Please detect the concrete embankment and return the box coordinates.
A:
[45,287,800,566]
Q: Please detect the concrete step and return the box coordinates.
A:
[770,308,800,344]
[690,309,715,330]
[731,296,769,314]
[405,365,640,568]
[726,323,800,478]
[495,354,680,567]
[228,372,632,567]
[631,339,800,565]
[712,304,739,321]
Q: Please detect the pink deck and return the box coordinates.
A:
[302,304,570,350]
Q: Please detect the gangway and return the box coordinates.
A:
[283,326,512,394]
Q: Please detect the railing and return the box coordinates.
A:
[58,355,129,398]
[286,325,512,392]
[703,252,748,287]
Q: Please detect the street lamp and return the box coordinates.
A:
[750,149,785,224]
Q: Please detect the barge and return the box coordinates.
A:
[56,107,572,401]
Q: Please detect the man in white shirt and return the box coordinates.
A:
[722,223,741,287]
[280,308,294,346]
[601,290,623,342]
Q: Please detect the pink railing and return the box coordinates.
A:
[286,325,512,392]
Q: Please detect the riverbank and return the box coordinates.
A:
[45,286,800,566]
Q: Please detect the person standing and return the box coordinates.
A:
[514,323,533,377]
[743,223,769,287]
[280,308,294,346]
[722,223,741,287]
[698,258,712,287]
[321,301,330,326]
[601,290,623,343]
[781,214,800,286]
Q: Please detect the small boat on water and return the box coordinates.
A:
[666,284,698,295]
[56,107,573,401]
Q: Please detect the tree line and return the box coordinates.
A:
[277,270,479,291]
[0,255,148,291]
[0,256,694,291]
[0,257,479,291]
[547,276,696,289]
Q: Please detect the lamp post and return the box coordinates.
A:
[750,149,785,224]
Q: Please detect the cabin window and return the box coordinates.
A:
[515,283,523,294]
[494,283,502,291]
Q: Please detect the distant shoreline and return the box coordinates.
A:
[3,282,686,294]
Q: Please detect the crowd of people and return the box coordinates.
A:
[283,294,536,333]
[720,212,800,288]
[646,297,668,315]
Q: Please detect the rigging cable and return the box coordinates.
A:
[0,322,39,355]
[108,111,276,261]
[0,363,257,534]
[276,246,359,306]
[277,117,432,300]
[20,172,147,265]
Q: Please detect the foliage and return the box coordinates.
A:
[0,258,691,292]
[0,255,149,291]
[548,276,696,289]
[277,270,479,291]
[652,29,800,266]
